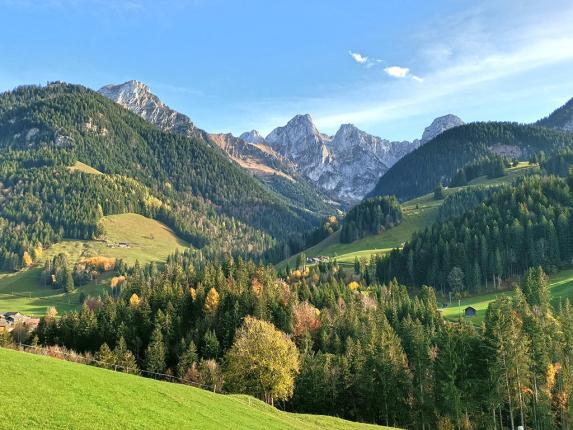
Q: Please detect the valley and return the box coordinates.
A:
[440,268,573,323]
[3,3,573,429]
[0,74,571,430]
[280,161,537,269]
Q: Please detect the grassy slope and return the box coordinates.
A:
[97,213,189,264]
[68,160,104,175]
[279,163,536,269]
[441,268,573,324]
[0,348,392,430]
[0,213,189,316]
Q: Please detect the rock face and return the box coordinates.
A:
[265,114,333,181]
[100,80,463,205]
[252,114,455,203]
[239,130,266,144]
[421,114,465,144]
[208,133,294,180]
[98,80,198,138]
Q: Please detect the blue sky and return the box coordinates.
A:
[1,0,573,140]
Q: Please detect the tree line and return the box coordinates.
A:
[340,196,403,243]
[373,175,573,294]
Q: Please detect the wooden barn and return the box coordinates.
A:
[464,306,477,318]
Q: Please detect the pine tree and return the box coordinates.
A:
[95,343,115,369]
[145,325,166,374]
[484,296,531,430]
[64,267,74,293]
[177,339,198,379]
[201,329,220,359]
[114,337,138,374]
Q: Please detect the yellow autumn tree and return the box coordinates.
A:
[348,281,360,291]
[22,251,33,267]
[110,275,126,288]
[45,306,58,320]
[129,293,140,308]
[32,243,43,260]
[224,317,300,406]
[204,287,220,316]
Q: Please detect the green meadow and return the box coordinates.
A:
[440,268,573,323]
[0,348,393,430]
[0,213,189,316]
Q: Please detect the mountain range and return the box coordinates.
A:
[99,81,464,204]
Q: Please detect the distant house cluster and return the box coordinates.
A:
[0,312,40,333]
[306,256,329,264]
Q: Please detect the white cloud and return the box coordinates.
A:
[230,1,573,139]
[316,34,573,131]
[384,66,410,78]
[349,51,368,64]
[383,66,423,82]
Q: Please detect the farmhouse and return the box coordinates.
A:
[306,256,330,264]
[0,312,40,332]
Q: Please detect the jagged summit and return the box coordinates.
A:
[100,80,463,204]
[265,113,329,165]
[239,130,265,144]
[420,114,464,144]
[98,80,196,137]
[237,112,463,203]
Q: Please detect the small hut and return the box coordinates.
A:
[464,306,477,318]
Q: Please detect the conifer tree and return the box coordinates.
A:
[145,325,166,374]
[95,343,115,369]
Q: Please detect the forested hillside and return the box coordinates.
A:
[373,175,573,292]
[340,196,402,243]
[0,83,326,269]
[369,122,573,200]
[537,96,573,131]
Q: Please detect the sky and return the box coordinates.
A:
[1,0,573,140]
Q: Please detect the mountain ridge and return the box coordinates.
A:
[99,80,462,204]
[98,81,334,214]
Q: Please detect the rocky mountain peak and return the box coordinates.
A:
[421,114,464,144]
[239,130,265,144]
[99,80,152,106]
[265,113,328,159]
[98,80,196,137]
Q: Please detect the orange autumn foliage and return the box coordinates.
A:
[81,256,116,272]
[110,276,126,288]
[347,281,360,291]
[251,278,263,297]
[546,362,562,395]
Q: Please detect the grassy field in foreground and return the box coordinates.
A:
[0,348,393,430]
[278,163,538,270]
[440,268,573,323]
[0,213,189,316]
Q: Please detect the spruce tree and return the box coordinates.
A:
[145,325,166,374]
